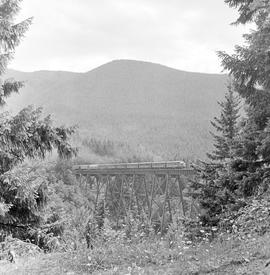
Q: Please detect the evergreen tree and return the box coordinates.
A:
[191,86,242,226]
[0,0,77,241]
[218,0,270,171]
[191,0,270,228]
[0,0,32,105]
[219,1,270,135]
[208,85,241,161]
[224,0,269,24]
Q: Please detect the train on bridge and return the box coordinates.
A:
[73,160,186,171]
[72,160,197,232]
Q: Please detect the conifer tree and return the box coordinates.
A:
[0,0,32,105]
[191,87,241,226]
[191,0,270,227]
[219,0,270,165]
[0,0,77,240]
[208,85,241,161]
[219,1,270,132]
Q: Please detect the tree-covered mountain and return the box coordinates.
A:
[6,60,227,159]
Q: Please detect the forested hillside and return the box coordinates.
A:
[5,60,227,159]
[2,1,270,274]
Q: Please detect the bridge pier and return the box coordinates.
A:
[73,162,196,233]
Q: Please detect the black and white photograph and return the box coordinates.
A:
[0,0,270,274]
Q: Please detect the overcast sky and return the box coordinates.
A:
[10,0,249,74]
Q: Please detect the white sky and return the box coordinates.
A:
[9,0,250,73]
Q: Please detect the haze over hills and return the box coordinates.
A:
[5,60,227,159]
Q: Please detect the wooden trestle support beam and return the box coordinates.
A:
[73,166,196,234]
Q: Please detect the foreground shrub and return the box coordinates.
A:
[67,224,189,274]
[223,193,270,238]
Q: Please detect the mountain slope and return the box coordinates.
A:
[5,60,227,159]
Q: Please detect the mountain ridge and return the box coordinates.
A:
[5,59,228,159]
[8,59,226,76]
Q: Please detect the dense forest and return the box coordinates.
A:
[5,60,227,160]
[1,0,270,274]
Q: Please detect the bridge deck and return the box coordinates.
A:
[72,161,198,230]
[73,161,194,176]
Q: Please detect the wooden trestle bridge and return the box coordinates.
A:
[73,161,197,233]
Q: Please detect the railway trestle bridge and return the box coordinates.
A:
[73,161,197,233]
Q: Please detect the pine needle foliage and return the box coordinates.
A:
[0,0,32,105]
[192,1,270,227]
[0,0,77,241]
[207,85,241,161]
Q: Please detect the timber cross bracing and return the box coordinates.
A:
[73,161,197,233]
